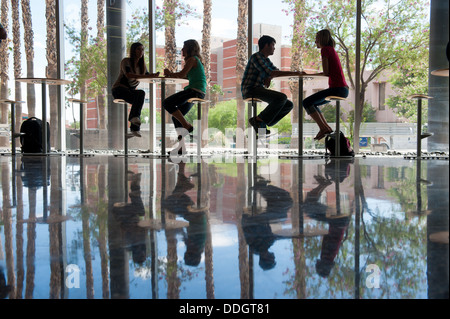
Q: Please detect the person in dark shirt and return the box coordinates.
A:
[112,42,159,137]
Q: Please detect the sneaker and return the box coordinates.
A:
[249,117,271,136]
[130,117,141,126]
[127,131,142,138]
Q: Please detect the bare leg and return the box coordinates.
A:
[309,111,332,140]
[171,109,193,131]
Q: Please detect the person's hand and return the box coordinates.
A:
[264,77,272,88]
[163,69,172,77]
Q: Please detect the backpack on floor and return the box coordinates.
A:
[19,117,50,153]
[325,131,354,157]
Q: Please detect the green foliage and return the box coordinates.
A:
[65,2,199,104]
[65,24,107,98]
[208,100,238,132]
[296,0,430,141]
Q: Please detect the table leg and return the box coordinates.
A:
[80,102,84,155]
[335,100,341,157]
[42,82,48,155]
[161,80,166,156]
[298,79,304,157]
[417,99,422,159]
[11,102,16,155]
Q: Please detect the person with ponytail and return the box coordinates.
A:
[112,42,159,137]
[302,29,349,141]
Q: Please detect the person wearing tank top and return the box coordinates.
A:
[302,29,349,141]
[163,39,206,155]
[112,42,159,137]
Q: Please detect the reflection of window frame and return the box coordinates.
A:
[378,82,386,110]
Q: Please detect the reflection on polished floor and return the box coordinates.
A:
[0,154,448,299]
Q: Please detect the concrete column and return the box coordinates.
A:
[428,0,449,152]
[107,0,126,150]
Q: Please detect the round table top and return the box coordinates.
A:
[0,99,25,104]
[408,94,433,100]
[136,76,189,84]
[274,73,326,81]
[16,77,72,85]
[430,68,449,77]
[68,98,88,103]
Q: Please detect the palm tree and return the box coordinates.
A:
[0,0,9,147]
[236,0,247,149]
[96,0,106,129]
[21,0,36,117]
[163,0,178,147]
[80,0,88,111]
[287,0,307,149]
[11,0,22,133]
[45,0,58,147]
[201,0,212,148]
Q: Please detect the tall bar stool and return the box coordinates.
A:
[68,98,91,157]
[0,99,25,155]
[113,99,131,156]
[244,97,263,158]
[187,97,209,157]
[325,96,346,157]
[407,94,433,159]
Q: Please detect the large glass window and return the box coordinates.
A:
[1,0,435,154]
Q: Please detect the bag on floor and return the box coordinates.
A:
[325,131,354,157]
[19,117,50,153]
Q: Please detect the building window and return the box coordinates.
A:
[379,82,386,110]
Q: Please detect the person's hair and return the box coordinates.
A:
[183,39,203,65]
[316,29,335,47]
[258,35,276,51]
[129,42,146,74]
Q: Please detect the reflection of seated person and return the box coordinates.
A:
[304,165,351,278]
[0,266,11,299]
[162,162,207,267]
[242,177,293,270]
[112,172,147,265]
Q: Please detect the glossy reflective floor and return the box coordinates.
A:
[0,154,448,299]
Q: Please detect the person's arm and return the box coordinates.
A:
[304,48,329,77]
[123,59,159,79]
[164,57,197,78]
[270,70,303,78]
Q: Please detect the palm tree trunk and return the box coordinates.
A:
[164,0,177,147]
[236,0,248,149]
[12,0,22,132]
[97,0,106,129]
[201,0,212,148]
[21,0,36,118]
[0,0,10,147]
[46,0,58,148]
[289,1,306,149]
[80,0,89,132]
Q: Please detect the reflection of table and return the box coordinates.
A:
[431,68,449,77]
[274,74,326,157]
[16,78,71,155]
[138,76,189,156]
